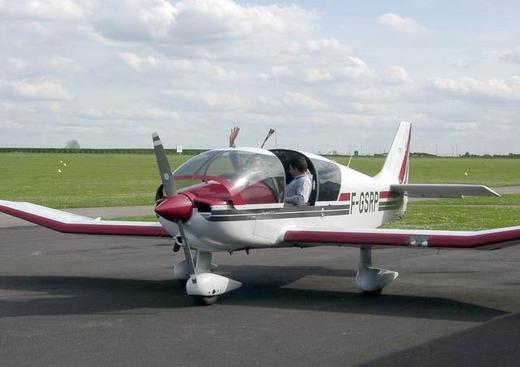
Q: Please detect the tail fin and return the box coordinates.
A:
[374,121,412,184]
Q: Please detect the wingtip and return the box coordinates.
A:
[482,185,501,197]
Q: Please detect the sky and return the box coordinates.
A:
[0,0,519,155]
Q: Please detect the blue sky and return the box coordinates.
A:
[0,0,519,154]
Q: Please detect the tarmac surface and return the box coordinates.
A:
[1,226,519,366]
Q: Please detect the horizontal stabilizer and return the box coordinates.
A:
[0,200,169,237]
[390,184,499,198]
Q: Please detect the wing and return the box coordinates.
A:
[284,226,520,250]
[0,200,169,237]
[390,184,499,198]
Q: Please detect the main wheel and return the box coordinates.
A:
[192,295,218,306]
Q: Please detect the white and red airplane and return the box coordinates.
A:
[1,122,519,305]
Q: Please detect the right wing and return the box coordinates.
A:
[284,226,520,250]
[0,200,169,237]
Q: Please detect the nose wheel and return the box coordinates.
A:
[173,248,242,306]
[192,295,219,306]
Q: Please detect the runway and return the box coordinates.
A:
[0,226,519,366]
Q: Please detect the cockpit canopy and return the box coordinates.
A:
[174,148,286,205]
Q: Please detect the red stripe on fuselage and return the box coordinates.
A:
[339,193,351,201]
[398,127,412,184]
[379,191,401,199]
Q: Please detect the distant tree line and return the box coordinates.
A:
[0,148,518,158]
[0,148,207,155]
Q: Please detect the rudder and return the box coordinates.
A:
[374,121,412,184]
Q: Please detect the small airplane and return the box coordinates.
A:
[1,121,519,305]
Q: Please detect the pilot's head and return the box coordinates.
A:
[288,156,308,178]
[250,155,264,170]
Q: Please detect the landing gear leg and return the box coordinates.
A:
[172,235,193,286]
[355,247,398,296]
[173,236,219,287]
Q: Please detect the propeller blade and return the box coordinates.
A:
[152,132,176,196]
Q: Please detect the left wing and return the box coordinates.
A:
[284,226,520,250]
[0,200,169,237]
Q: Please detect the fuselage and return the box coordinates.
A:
[156,147,405,252]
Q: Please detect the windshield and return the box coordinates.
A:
[174,149,286,205]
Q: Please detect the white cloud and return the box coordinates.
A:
[167,89,247,111]
[431,76,520,100]
[0,80,72,100]
[79,107,179,121]
[91,0,317,44]
[377,13,425,34]
[119,52,243,81]
[0,0,85,20]
[0,0,518,154]
[5,56,82,74]
[287,38,351,55]
[494,46,520,64]
[264,56,376,85]
[385,65,413,84]
[282,91,330,111]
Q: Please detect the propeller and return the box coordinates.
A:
[152,132,195,273]
[152,132,176,196]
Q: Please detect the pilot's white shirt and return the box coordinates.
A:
[285,173,312,206]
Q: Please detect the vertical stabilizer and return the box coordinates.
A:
[374,122,412,184]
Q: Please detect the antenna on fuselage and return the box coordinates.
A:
[347,154,353,168]
[261,128,276,149]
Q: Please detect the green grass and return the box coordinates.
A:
[385,194,520,230]
[0,153,191,208]
[336,156,520,186]
[1,153,519,209]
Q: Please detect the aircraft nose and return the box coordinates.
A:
[155,194,193,222]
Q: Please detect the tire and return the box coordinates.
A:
[192,295,218,306]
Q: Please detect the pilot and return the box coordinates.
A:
[285,157,312,206]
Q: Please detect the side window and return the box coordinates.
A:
[312,159,341,201]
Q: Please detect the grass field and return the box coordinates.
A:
[0,153,191,208]
[1,153,519,209]
[343,156,520,186]
[385,194,520,230]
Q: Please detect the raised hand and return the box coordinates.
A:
[229,126,240,147]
